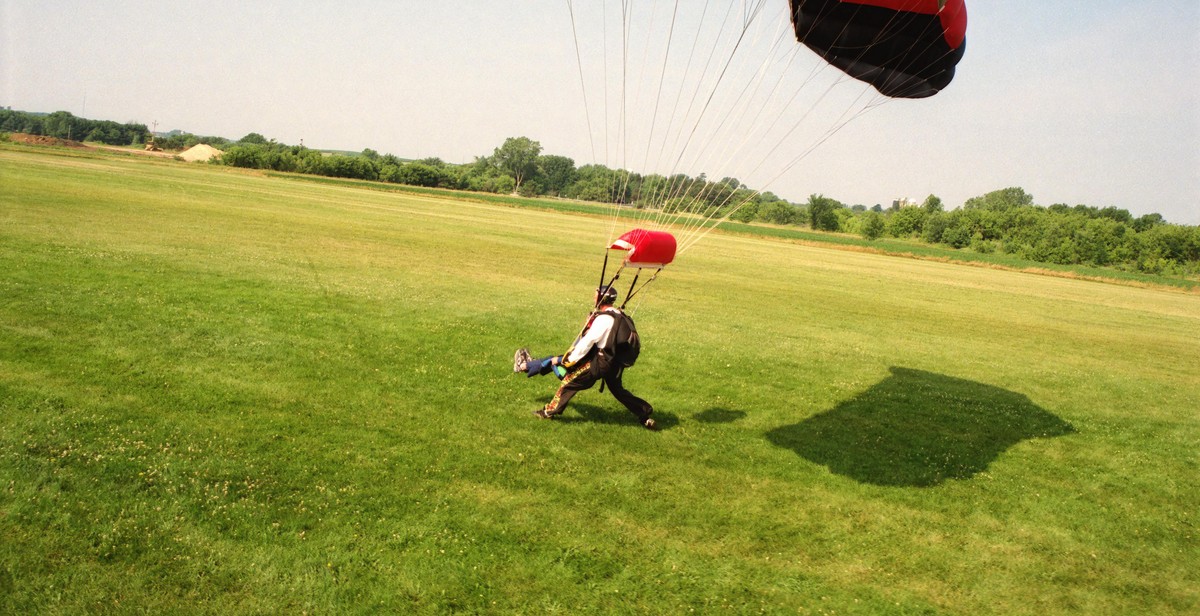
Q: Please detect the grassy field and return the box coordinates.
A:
[1,146,1197,614]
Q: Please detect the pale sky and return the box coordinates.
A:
[3,1,1198,224]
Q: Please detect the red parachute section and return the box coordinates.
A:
[597,229,676,310]
[608,229,677,269]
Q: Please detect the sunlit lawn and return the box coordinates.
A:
[1,147,1197,614]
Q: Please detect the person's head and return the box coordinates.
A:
[595,285,618,306]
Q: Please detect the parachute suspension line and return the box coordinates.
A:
[661,27,782,236]
[670,1,791,233]
[677,2,943,255]
[669,19,811,247]
[648,0,776,232]
[611,0,636,239]
[642,0,717,229]
[677,83,884,256]
[645,0,771,233]
[566,0,625,245]
[642,0,740,227]
[604,0,700,232]
[652,3,788,242]
[677,85,888,257]
[575,1,963,259]
[661,0,759,186]
[635,0,681,221]
[618,0,813,254]
[601,0,622,241]
[620,268,663,313]
[661,5,813,248]
[683,51,834,243]
[565,0,599,166]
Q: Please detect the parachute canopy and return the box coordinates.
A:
[608,229,677,269]
[790,0,967,98]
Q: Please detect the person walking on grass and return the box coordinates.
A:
[513,285,656,430]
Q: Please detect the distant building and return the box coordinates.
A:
[892,197,919,209]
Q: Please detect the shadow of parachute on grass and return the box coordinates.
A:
[693,408,747,424]
[766,367,1075,487]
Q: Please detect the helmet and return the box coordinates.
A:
[596,285,618,305]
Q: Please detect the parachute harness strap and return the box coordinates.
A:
[597,249,611,304]
[624,269,642,308]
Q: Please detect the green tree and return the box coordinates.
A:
[759,201,799,225]
[492,136,542,192]
[517,178,545,197]
[937,210,974,248]
[222,144,266,169]
[538,154,576,196]
[238,133,269,145]
[1133,213,1165,232]
[568,164,626,203]
[460,156,516,193]
[922,211,948,243]
[964,187,1033,212]
[887,206,928,237]
[730,200,760,223]
[395,162,443,187]
[861,211,885,240]
[1096,206,1134,224]
[807,194,843,231]
[42,111,80,140]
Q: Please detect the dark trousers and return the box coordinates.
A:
[544,358,652,422]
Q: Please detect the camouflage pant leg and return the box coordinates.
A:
[543,359,599,416]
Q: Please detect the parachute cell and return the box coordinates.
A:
[789,0,967,98]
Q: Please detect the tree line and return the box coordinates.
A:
[4,108,1196,276]
[845,189,1198,275]
[0,109,148,146]
[201,133,803,220]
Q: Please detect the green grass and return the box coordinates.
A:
[2,147,1197,614]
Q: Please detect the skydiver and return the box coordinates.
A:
[512,285,656,430]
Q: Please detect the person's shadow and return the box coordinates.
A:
[766,367,1075,487]
[540,399,680,430]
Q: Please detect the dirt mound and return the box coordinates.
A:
[7,132,178,158]
[179,143,222,162]
[7,133,87,148]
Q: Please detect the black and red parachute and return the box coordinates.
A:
[563,1,969,306]
[790,0,967,98]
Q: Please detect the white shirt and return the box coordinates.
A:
[565,311,618,365]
